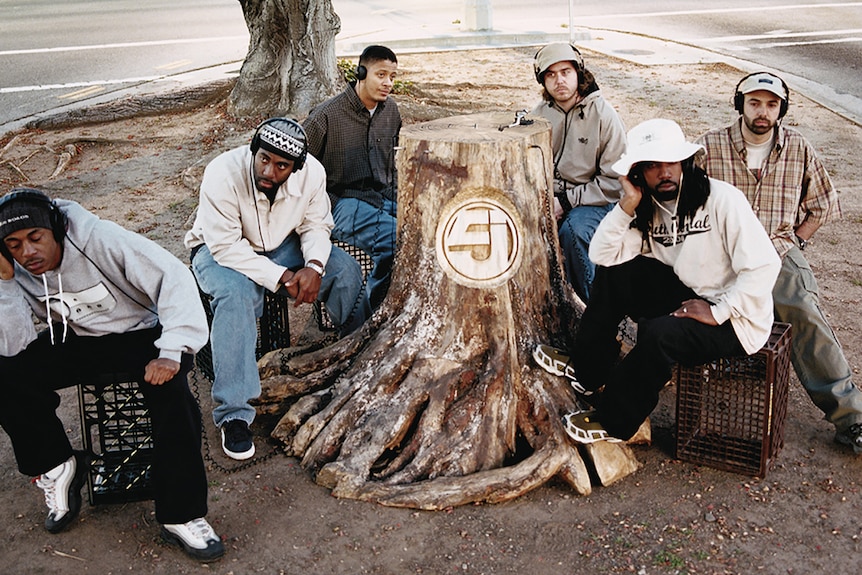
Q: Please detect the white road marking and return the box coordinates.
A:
[0,35,247,57]
[0,76,164,94]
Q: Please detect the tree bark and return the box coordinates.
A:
[259,111,643,509]
[230,0,342,118]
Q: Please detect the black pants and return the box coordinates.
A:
[0,327,208,525]
[573,256,746,440]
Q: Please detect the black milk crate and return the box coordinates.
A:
[675,322,791,478]
[77,374,155,505]
[315,240,374,331]
[195,287,292,381]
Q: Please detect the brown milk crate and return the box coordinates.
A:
[675,322,791,477]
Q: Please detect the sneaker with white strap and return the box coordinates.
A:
[36,451,88,533]
[161,517,225,562]
[533,343,593,396]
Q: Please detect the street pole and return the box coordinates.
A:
[463,0,492,31]
[569,0,576,44]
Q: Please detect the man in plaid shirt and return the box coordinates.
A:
[697,72,862,453]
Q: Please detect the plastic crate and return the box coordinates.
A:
[675,322,791,477]
[78,374,155,505]
[195,288,292,381]
[315,240,373,331]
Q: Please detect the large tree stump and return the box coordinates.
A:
[259,111,642,509]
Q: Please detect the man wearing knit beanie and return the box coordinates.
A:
[185,117,369,462]
[0,187,225,562]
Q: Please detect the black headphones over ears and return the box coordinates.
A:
[0,188,67,260]
[733,72,790,119]
[249,117,308,171]
[356,46,371,81]
[533,42,584,85]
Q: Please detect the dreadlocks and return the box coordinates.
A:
[632,157,711,248]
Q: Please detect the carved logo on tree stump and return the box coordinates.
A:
[435,190,522,288]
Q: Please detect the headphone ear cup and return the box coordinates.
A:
[51,205,66,243]
[356,64,367,81]
[733,92,744,114]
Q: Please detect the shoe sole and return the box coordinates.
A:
[45,451,90,534]
[160,527,225,562]
[532,346,592,396]
[562,413,622,445]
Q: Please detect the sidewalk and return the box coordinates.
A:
[3,25,858,136]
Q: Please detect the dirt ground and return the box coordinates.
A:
[1,46,861,575]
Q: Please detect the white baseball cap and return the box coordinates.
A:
[611,119,703,176]
[737,72,787,99]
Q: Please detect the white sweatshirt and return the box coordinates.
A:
[589,178,780,354]
[184,146,334,292]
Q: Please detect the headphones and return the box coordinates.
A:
[733,72,789,119]
[249,117,308,171]
[355,45,372,81]
[533,42,584,85]
[0,188,66,260]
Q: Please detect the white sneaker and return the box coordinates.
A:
[36,451,88,533]
[161,517,225,562]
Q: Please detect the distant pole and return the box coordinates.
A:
[569,0,576,44]
[463,0,493,31]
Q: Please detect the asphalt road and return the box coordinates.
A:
[1,1,860,132]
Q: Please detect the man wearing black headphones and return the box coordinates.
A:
[303,45,401,312]
[697,72,862,454]
[185,117,368,462]
[0,188,224,561]
[531,42,627,304]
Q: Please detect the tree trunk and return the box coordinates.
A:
[230,0,342,118]
[258,111,643,509]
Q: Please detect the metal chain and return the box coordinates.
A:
[189,341,311,475]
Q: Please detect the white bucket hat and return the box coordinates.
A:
[611,119,704,176]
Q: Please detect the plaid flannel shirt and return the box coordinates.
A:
[697,119,841,257]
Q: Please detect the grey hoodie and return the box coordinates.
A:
[531,89,627,207]
[0,200,208,360]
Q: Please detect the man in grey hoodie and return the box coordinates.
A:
[531,42,627,303]
[0,188,224,562]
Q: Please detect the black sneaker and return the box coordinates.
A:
[835,423,862,454]
[36,451,89,533]
[161,517,225,562]
[221,419,255,460]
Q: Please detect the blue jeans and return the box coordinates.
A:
[192,234,368,427]
[774,247,862,431]
[331,197,397,310]
[558,203,614,303]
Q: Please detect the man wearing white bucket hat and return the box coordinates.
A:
[697,72,862,453]
[531,42,627,303]
[534,118,780,444]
